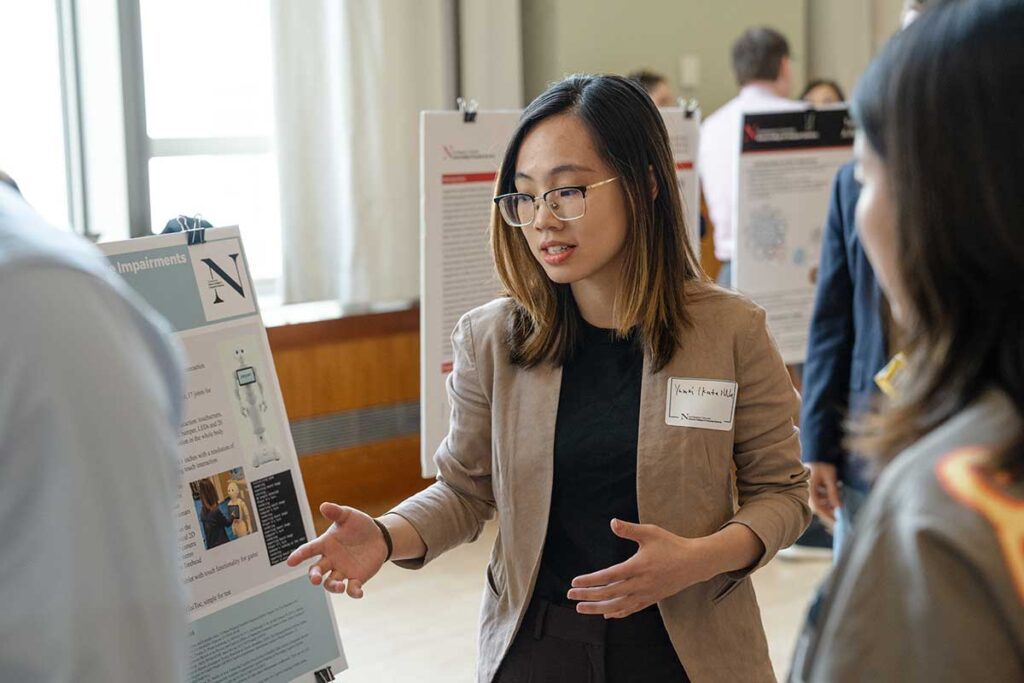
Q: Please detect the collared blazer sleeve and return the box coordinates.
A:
[389,311,496,569]
[724,305,811,575]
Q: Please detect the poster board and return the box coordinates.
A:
[733,107,854,364]
[420,110,519,477]
[100,227,346,683]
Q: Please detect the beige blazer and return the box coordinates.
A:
[392,282,810,682]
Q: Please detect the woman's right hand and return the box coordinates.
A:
[286,502,389,598]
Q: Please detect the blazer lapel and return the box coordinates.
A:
[508,358,561,597]
[636,352,662,526]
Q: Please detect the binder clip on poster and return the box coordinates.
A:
[161,213,212,245]
[457,96,479,123]
[314,666,336,682]
[681,98,700,118]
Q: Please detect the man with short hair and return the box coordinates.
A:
[699,26,804,286]
[0,178,186,682]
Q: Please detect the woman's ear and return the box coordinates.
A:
[648,165,659,201]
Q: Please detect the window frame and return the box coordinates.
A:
[116,0,279,293]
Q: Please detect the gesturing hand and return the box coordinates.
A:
[808,462,841,527]
[286,502,389,599]
[567,519,712,619]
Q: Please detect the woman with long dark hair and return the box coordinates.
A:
[793,1,1024,680]
[289,74,809,681]
[197,478,233,550]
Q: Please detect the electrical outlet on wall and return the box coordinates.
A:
[678,54,700,98]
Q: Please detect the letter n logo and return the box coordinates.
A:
[201,254,245,304]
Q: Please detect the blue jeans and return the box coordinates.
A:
[833,486,867,563]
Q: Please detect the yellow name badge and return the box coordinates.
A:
[874,352,907,398]
[665,378,738,431]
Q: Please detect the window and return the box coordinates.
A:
[131,0,282,286]
[0,2,72,230]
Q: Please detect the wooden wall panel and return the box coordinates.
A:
[268,309,427,525]
[272,332,419,420]
[701,226,721,281]
[298,435,429,535]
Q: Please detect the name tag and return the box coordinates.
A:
[665,378,738,431]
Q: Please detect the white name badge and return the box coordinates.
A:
[665,378,738,431]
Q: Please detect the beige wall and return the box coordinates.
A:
[805,0,906,101]
[521,0,807,116]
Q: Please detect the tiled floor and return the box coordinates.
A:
[331,522,830,681]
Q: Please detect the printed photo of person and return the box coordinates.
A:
[190,467,258,551]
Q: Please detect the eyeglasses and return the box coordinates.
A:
[493,177,620,227]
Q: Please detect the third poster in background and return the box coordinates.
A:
[733,107,854,364]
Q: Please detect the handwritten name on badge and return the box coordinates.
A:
[665,378,738,431]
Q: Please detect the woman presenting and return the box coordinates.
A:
[288,74,809,682]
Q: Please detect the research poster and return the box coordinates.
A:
[733,107,854,363]
[420,110,519,476]
[420,108,703,475]
[101,228,346,683]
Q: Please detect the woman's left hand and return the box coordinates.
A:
[567,518,713,619]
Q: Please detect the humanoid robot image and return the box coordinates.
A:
[233,346,281,468]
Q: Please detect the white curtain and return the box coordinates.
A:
[459,1,524,109]
[271,0,522,306]
[270,1,451,305]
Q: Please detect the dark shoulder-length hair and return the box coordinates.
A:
[851,0,1024,478]
[198,479,220,512]
[491,74,703,373]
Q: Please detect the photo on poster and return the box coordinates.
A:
[218,335,283,472]
[190,467,259,551]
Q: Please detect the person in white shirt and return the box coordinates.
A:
[699,26,805,286]
[0,178,186,682]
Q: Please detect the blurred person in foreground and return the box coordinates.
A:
[0,173,186,682]
[792,1,1024,679]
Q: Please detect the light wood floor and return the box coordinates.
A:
[331,522,830,681]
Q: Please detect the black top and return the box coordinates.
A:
[201,505,232,549]
[534,318,651,610]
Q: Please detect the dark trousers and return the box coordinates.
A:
[494,598,690,682]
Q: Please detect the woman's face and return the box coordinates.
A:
[803,83,843,107]
[648,81,676,108]
[854,131,906,322]
[513,114,630,289]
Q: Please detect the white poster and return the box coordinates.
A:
[420,108,704,476]
[420,110,520,477]
[101,228,346,683]
[733,107,854,364]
